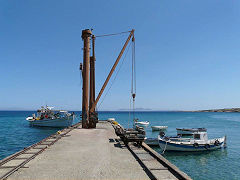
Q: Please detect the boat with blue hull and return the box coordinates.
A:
[158,131,226,152]
[26,106,75,127]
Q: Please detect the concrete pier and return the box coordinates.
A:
[0,122,191,180]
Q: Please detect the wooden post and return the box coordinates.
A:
[81,29,92,128]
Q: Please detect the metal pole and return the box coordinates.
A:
[90,29,134,112]
[89,57,95,111]
[92,35,96,104]
[81,29,92,128]
[89,35,97,128]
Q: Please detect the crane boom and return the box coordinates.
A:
[90,29,135,112]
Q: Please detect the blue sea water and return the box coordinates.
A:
[0,111,239,180]
[100,111,240,180]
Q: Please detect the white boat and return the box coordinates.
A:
[26,106,75,127]
[158,131,226,152]
[176,128,207,135]
[135,121,149,127]
[107,118,115,122]
[151,126,168,131]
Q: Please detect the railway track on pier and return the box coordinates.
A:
[0,123,81,180]
[126,142,191,180]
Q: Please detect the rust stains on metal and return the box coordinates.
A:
[89,35,97,128]
[80,29,134,128]
[81,29,92,128]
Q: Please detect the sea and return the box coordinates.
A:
[0,111,239,180]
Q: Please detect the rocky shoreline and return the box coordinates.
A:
[195,108,240,112]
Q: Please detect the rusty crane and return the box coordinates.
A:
[80,29,135,128]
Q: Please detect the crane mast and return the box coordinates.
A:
[81,29,135,128]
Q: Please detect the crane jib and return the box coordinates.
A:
[90,29,135,113]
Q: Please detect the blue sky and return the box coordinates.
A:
[1,0,240,111]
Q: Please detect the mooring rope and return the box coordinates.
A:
[161,141,168,155]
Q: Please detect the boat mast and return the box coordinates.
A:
[81,29,92,128]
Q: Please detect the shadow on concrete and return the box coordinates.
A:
[109,138,115,143]
[114,143,125,149]
[62,135,71,137]
[109,138,127,149]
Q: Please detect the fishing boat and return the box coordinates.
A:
[176,128,207,135]
[152,126,168,131]
[26,106,75,127]
[158,131,226,152]
[134,120,149,127]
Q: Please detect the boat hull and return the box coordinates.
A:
[145,138,159,146]
[158,136,225,152]
[28,117,74,127]
[152,126,168,131]
[135,122,149,127]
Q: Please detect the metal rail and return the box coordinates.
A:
[141,143,191,180]
[111,121,191,180]
[126,142,192,180]
[0,123,81,180]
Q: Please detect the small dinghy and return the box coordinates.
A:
[176,128,207,135]
[135,121,149,127]
[107,118,115,122]
[135,121,149,126]
[158,131,226,152]
[152,126,168,131]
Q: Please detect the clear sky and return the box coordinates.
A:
[1,0,240,111]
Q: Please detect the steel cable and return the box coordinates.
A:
[97,42,132,109]
[95,31,131,38]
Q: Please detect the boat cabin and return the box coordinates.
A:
[193,131,208,141]
[189,131,209,144]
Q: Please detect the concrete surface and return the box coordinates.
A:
[7,122,150,180]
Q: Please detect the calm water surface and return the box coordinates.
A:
[99,111,240,180]
[0,111,239,180]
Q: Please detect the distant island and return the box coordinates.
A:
[118,108,152,111]
[194,108,240,112]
